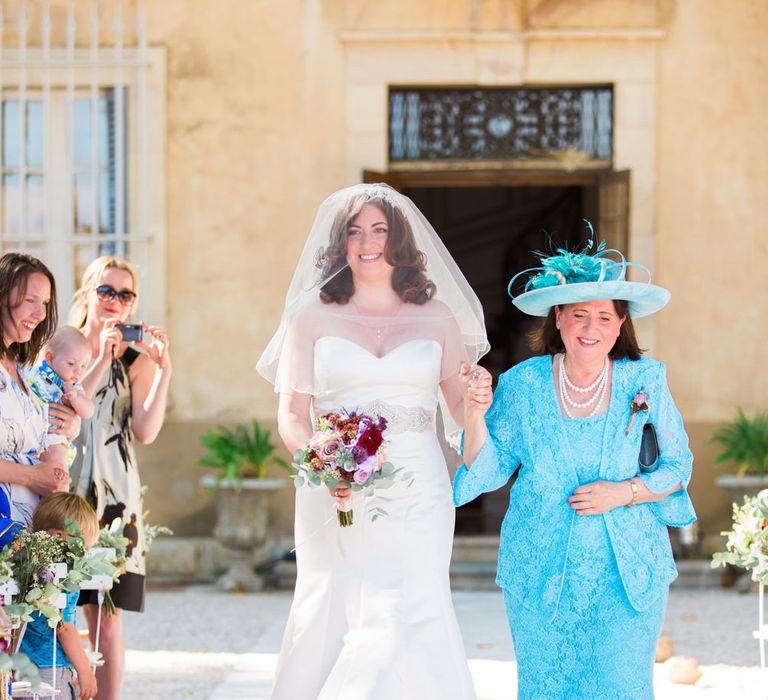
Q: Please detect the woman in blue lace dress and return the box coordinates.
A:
[455,232,696,699]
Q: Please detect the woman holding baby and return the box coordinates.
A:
[69,255,172,700]
[0,253,77,523]
[0,251,170,698]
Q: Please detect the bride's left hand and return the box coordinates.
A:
[328,484,352,505]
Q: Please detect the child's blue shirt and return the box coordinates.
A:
[19,589,79,669]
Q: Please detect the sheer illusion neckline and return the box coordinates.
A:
[314,336,441,361]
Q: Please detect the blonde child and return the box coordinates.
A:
[29,327,94,468]
[20,493,99,700]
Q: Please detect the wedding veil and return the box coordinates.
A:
[256,183,489,445]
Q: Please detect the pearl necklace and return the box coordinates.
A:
[558,354,609,419]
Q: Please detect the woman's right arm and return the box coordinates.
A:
[0,459,69,496]
[458,362,492,467]
[453,371,520,506]
[277,391,313,454]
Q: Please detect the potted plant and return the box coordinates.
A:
[198,419,290,592]
[711,409,768,503]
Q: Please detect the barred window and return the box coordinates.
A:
[0,2,164,321]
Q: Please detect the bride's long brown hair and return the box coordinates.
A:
[316,194,436,305]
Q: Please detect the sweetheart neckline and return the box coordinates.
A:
[314,336,442,361]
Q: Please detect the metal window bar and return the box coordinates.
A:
[42,1,50,254]
[18,3,27,243]
[114,4,125,259]
[0,0,150,315]
[0,5,4,238]
[66,0,75,289]
[89,1,99,262]
[137,2,149,302]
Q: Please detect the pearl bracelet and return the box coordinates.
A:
[626,479,638,508]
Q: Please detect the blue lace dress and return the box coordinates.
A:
[454,355,695,700]
[505,413,665,699]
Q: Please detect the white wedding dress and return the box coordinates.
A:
[271,336,476,700]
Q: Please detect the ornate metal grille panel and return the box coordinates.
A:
[389,86,613,164]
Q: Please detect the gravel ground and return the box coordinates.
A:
[105,586,767,699]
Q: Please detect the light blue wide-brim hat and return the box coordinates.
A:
[508,223,670,319]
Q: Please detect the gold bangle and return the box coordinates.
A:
[626,478,638,508]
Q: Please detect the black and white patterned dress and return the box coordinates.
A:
[73,348,146,611]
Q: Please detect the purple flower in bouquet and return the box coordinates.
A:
[353,459,376,485]
[317,437,344,464]
[0,637,8,653]
[40,567,55,583]
[351,444,369,465]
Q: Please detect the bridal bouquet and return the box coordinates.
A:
[292,411,404,527]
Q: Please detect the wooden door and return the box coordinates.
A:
[598,169,630,252]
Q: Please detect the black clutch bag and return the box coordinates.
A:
[639,423,660,473]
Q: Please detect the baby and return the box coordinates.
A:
[30,326,94,468]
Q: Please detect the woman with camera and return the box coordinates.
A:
[70,256,172,700]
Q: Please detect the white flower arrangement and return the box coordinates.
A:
[711,488,768,585]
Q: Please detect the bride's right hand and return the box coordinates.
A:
[328,484,352,504]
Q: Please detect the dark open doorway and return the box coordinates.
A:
[407,184,596,533]
[363,170,629,534]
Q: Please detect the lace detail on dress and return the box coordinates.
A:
[454,354,694,617]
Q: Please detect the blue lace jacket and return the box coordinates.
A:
[453,355,696,619]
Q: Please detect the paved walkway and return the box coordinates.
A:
[112,586,768,699]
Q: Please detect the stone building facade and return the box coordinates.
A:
[1,1,766,565]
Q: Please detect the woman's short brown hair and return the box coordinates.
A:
[317,194,436,305]
[528,300,643,360]
[0,253,58,365]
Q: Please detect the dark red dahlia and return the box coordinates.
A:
[358,427,383,455]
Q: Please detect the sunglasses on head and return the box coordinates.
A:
[95,285,136,305]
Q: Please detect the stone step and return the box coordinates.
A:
[449,560,498,591]
[672,559,727,589]
[451,535,500,563]
[272,558,499,591]
[274,559,298,590]
[147,539,725,592]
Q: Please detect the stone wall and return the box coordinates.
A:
[116,0,768,548]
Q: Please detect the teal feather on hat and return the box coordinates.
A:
[527,225,614,291]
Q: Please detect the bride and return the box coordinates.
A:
[257,184,488,700]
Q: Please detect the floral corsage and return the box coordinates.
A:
[625,389,649,435]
